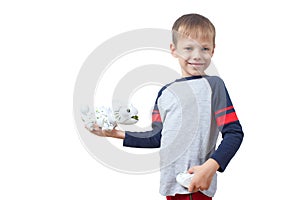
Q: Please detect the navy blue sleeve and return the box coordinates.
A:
[123,121,162,148]
[206,76,244,172]
[123,103,163,148]
[123,85,170,148]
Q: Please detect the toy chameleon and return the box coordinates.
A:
[80,103,139,131]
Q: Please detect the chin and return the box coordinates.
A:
[182,67,205,77]
[188,70,204,76]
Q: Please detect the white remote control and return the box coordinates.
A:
[176,172,194,188]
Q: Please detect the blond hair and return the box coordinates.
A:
[172,14,216,46]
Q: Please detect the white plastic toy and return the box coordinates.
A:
[176,172,194,188]
[80,103,139,131]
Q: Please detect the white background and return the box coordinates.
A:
[1,0,300,199]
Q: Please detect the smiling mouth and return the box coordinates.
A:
[187,62,205,67]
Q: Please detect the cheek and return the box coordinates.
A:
[179,59,187,66]
[203,52,212,60]
[176,50,190,60]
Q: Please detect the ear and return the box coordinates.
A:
[211,44,215,56]
[170,43,178,58]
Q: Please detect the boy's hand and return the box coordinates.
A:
[188,158,219,192]
[87,124,125,139]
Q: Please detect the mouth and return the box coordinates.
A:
[131,115,139,120]
[187,62,205,67]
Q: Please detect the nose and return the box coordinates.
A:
[192,48,204,61]
[192,46,211,61]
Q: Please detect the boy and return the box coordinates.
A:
[90,13,244,200]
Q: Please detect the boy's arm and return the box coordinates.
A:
[202,76,244,172]
[117,86,166,148]
[123,104,162,148]
[89,105,163,148]
[123,120,162,148]
[210,119,243,172]
[188,77,244,192]
[210,81,244,172]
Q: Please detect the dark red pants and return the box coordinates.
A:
[166,192,212,200]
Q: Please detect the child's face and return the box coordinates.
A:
[170,36,214,77]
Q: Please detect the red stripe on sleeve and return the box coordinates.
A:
[215,105,234,115]
[152,111,162,122]
[216,112,238,126]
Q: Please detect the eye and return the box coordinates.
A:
[184,47,193,51]
[127,109,130,113]
[201,47,210,51]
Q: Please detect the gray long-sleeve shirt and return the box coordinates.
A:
[124,75,244,197]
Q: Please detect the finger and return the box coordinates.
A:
[93,123,101,130]
[188,185,194,193]
[188,167,194,174]
[188,180,196,192]
[84,125,93,131]
[189,185,199,193]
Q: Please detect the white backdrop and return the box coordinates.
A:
[1,0,299,199]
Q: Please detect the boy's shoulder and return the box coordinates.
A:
[156,81,174,100]
[204,75,224,83]
[204,75,226,90]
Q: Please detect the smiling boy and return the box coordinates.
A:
[90,14,244,200]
